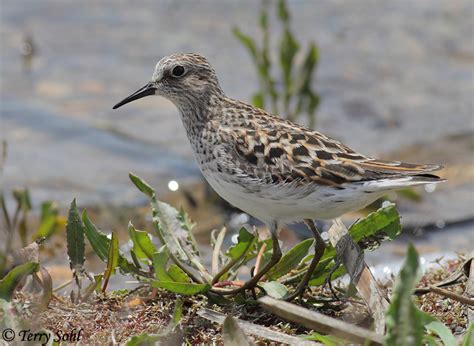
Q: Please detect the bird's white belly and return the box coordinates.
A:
[203,170,384,224]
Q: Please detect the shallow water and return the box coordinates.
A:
[1,1,473,273]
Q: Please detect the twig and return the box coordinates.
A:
[53,279,73,292]
[197,308,319,345]
[211,236,256,285]
[259,296,384,345]
[254,243,267,277]
[327,219,389,334]
[428,285,474,306]
[212,227,226,276]
[212,281,245,288]
[415,255,473,295]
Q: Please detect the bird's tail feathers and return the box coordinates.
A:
[363,174,445,191]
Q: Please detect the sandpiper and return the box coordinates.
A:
[113,53,443,299]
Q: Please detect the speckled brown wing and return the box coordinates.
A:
[220,113,442,187]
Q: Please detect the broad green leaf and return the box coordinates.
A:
[167,265,191,283]
[66,199,85,270]
[82,210,109,261]
[266,238,314,280]
[350,203,401,250]
[102,232,119,292]
[152,200,210,280]
[153,247,174,282]
[262,281,289,300]
[128,223,156,260]
[83,210,140,275]
[131,173,210,280]
[223,316,252,346]
[129,172,155,198]
[319,203,401,265]
[419,310,457,346]
[226,228,255,261]
[0,262,39,300]
[385,244,423,346]
[151,280,210,295]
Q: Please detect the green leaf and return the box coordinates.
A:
[419,310,457,346]
[226,228,255,261]
[83,210,139,275]
[385,244,423,346]
[152,199,211,280]
[129,172,155,198]
[151,280,210,295]
[0,262,39,300]
[102,232,119,292]
[277,0,290,22]
[153,247,174,282]
[33,201,60,240]
[125,332,162,346]
[463,323,474,346]
[294,43,318,96]
[131,172,210,280]
[262,281,289,300]
[308,264,346,286]
[83,210,109,262]
[302,331,345,345]
[171,297,183,327]
[232,27,258,60]
[350,203,401,249]
[279,28,299,93]
[167,265,191,283]
[12,188,32,211]
[128,223,156,260]
[266,238,314,280]
[252,92,265,109]
[66,199,85,270]
[223,316,252,346]
[318,203,401,266]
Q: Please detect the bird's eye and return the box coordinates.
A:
[172,65,185,77]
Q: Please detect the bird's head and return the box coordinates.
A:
[113,53,222,110]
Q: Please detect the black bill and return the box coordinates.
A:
[112,83,157,109]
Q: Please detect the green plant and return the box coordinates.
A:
[70,172,403,302]
[233,0,320,127]
[385,244,459,346]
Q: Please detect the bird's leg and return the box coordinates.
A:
[211,224,282,296]
[285,219,326,301]
[323,256,342,300]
